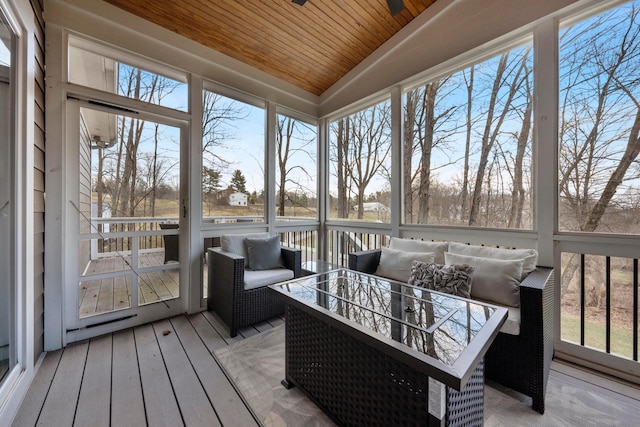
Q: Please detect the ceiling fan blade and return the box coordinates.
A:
[386,0,406,16]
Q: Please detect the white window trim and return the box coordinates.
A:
[0,0,37,424]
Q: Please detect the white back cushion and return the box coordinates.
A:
[448,241,537,279]
[375,246,435,283]
[389,237,448,264]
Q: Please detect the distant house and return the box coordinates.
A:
[215,186,248,206]
[229,192,248,206]
[354,202,389,212]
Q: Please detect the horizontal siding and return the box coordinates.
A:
[32,0,45,361]
[33,212,44,234]
[33,190,44,214]
[33,117,44,151]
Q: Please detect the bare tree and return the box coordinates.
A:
[496,66,533,229]
[346,103,392,219]
[405,76,459,224]
[201,90,248,172]
[332,117,351,218]
[99,65,181,220]
[276,115,315,217]
[403,92,418,223]
[461,66,475,220]
[468,47,532,226]
[414,80,460,224]
[329,102,392,220]
[559,6,640,294]
[416,83,437,224]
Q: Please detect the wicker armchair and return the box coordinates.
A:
[348,249,554,414]
[208,246,302,337]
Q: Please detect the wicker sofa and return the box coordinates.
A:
[207,234,302,337]
[348,244,554,414]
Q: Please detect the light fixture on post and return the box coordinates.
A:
[90,135,116,150]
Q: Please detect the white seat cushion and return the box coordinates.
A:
[501,306,521,335]
[474,299,520,335]
[243,268,294,290]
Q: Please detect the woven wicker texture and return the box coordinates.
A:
[446,360,484,426]
[208,246,301,337]
[484,268,554,413]
[285,304,484,426]
[350,249,554,414]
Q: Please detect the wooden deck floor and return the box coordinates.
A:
[79,252,180,318]
[12,310,640,426]
[13,311,271,427]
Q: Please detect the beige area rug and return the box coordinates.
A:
[214,327,335,426]
[214,326,640,426]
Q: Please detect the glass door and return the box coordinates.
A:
[65,103,187,339]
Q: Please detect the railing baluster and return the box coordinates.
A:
[606,256,611,354]
[580,253,586,347]
[634,258,638,362]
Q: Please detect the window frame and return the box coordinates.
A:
[274,106,320,223]
[327,96,393,223]
[200,81,268,225]
[400,38,536,229]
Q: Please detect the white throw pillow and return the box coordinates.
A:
[444,252,524,308]
[389,237,449,264]
[447,241,537,279]
[375,247,435,283]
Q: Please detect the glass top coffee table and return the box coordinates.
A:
[269,268,508,426]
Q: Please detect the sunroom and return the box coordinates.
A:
[2,0,640,425]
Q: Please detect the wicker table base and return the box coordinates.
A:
[283,304,485,427]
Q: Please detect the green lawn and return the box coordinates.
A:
[561,313,637,359]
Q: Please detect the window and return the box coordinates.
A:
[201,89,266,223]
[329,99,392,222]
[558,1,640,360]
[403,43,534,228]
[558,1,640,235]
[68,36,188,112]
[275,113,317,220]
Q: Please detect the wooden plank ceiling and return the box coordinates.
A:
[103,0,438,95]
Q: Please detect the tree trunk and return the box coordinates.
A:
[150,124,159,217]
[276,118,290,217]
[584,109,640,232]
[461,66,474,222]
[509,91,532,228]
[336,118,350,218]
[417,83,438,224]
[404,92,417,223]
[469,49,529,225]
